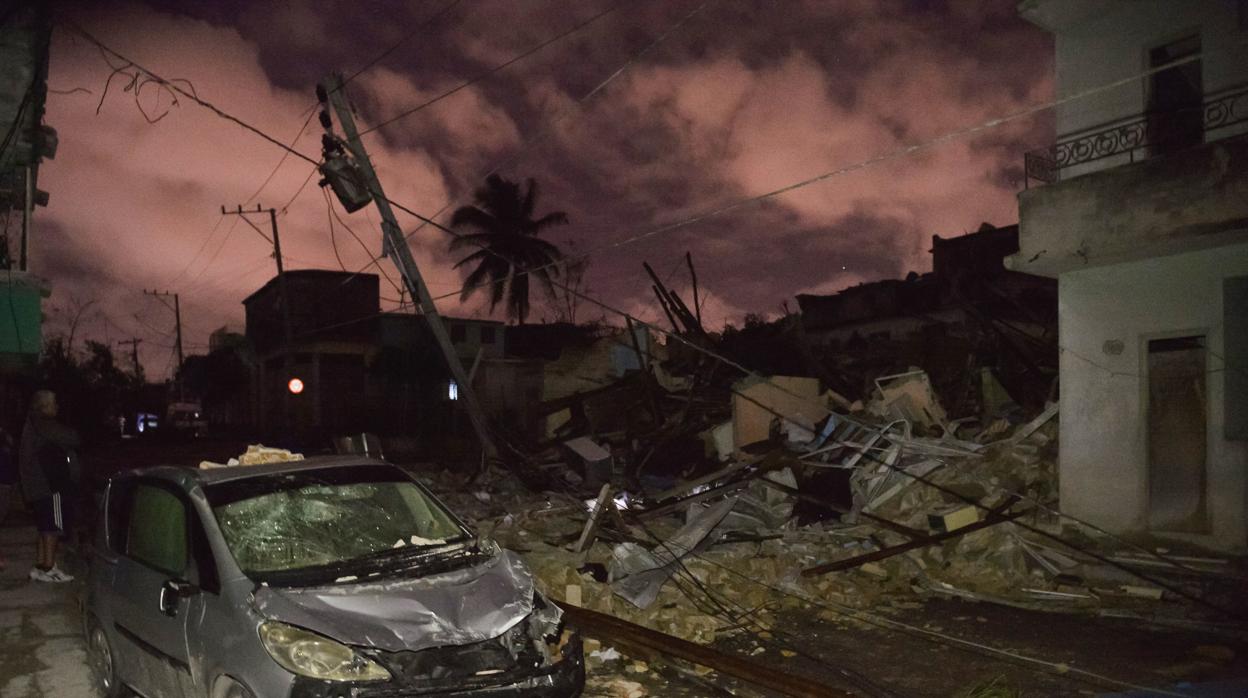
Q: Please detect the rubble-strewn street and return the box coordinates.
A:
[5,0,1248,696]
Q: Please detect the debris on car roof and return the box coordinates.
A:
[199,444,305,469]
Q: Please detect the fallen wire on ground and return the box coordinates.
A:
[401,361,1243,697]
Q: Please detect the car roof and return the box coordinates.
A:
[113,455,393,490]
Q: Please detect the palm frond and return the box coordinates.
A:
[449,206,501,235]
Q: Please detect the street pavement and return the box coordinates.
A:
[0,514,97,698]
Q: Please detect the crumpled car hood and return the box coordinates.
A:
[252,549,534,653]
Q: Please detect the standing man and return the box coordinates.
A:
[18,390,80,583]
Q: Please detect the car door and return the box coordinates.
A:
[111,479,203,697]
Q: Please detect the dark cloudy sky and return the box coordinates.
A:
[36,0,1053,378]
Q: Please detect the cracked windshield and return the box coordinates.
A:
[208,468,465,574]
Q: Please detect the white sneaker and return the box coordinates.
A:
[29,567,53,582]
[45,566,74,583]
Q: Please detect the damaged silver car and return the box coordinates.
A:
[84,456,584,697]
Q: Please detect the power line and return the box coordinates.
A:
[278,162,320,215]
[182,214,243,290]
[421,51,1204,310]
[242,106,318,206]
[335,0,467,93]
[351,0,717,279]
[644,533,1189,697]
[56,15,1232,605]
[322,186,404,296]
[164,213,226,288]
[359,2,623,136]
[60,19,323,168]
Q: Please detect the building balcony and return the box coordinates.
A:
[1023,83,1248,188]
[1012,128,1248,277]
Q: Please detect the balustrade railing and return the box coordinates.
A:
[1024,84,1248,187]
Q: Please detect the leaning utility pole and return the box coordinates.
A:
[223,203,294,433]
[143,289,184,396]
[317,73,496,457]
[117,337,143,377]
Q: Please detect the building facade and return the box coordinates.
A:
[242,269,508,442]
[1013,0,1248,548]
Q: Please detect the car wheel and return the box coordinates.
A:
[86,622,124,698]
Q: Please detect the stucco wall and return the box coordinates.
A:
[1050,0,1247,137]
[1014,137,1248,276]
[1059,242,1248,550]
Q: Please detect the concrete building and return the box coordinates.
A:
[1,4,56,431]
[1013,0,1248,549]
[242,269,507,441]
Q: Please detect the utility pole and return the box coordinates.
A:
[223,203,294,434]
[144,289,184,396]
[317,73,497,458]
[19,166,31,270]
[117,337,143,377]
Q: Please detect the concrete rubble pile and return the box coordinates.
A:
[419,368,1240,655]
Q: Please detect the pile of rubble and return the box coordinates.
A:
[416,367,1242,655]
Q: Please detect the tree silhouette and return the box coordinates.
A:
[449,175,568,324]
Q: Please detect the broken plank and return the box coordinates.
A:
[561,603,839,698]
[652,460,752,502]
[1009,401,1058,443]
[637,480,749,520]
[802,502,1026,577]
[574,484,613,553]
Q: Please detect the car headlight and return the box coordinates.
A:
[258,621,391,682]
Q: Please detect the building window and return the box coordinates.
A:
[480,326,496,344]
[447,380,459,401]
[1148,35,1202,154]
[450,323,466,342]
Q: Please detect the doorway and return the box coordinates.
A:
[1147,335,1208,532]
[1148,35,1203,154]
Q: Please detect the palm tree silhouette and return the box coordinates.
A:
[450,175,568,324]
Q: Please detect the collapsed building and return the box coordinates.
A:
[797,222,1057,417]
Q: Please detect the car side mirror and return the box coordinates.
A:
[159,578,199,617]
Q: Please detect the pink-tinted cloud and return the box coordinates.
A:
[33,0,1053,374]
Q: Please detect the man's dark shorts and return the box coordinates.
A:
[33,492,74,535]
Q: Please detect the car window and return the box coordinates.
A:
[127,484,188,575]
[107,481,135,555]
[206,466,468,576]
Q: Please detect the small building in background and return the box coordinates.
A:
[241,269,509,447]
[797,223,1057,413]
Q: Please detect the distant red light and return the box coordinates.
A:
[288,378,305,394]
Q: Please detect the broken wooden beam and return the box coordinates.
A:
[651,459,752,503]
[636,480,749,520]
[574,484,613,553]
[802,502,1026,577]
[561,603,838,698]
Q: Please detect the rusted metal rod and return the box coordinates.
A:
[561,604,843,697]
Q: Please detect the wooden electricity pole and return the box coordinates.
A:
[223,204,294,433]
[117,337,142,377]
[143,289,183,396]
[318,73,496,457]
